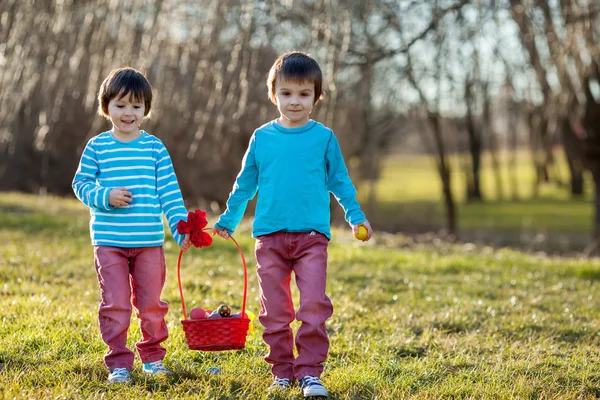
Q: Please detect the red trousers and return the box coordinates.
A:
[255,232,333,380]
[93,246,168,371]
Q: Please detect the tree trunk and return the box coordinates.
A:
[506,99,520,201]
[582,60,600,249]
[562,118,585,196]
[464,77,483,202]
[584,171,600,257]
[568,159,585,196]
[592,171,600,239]
[511,0,555,196]
[430,112,457,238]
[482,82,504,200]
[359,60,379,220]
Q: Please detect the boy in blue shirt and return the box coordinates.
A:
[72,67,191,383]
[213,52,373,398]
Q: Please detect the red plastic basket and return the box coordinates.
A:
[177,232,250,351]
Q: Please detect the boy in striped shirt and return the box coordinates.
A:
[72,67,191,384]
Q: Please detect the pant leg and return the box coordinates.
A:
[292,233,333,380]
[129,246,169,363]
[94,246,135,371]
[255,233,296,379]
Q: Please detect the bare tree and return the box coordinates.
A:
[2,0,598,246]
[400,1,460,237]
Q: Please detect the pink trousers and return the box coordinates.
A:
[93,246,168,371]
[255,232,333,380]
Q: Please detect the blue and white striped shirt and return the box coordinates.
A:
[72,131,188,248]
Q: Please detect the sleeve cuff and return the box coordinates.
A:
[103,187,113,210]
[214,223,233,234]
[173,231,183,246]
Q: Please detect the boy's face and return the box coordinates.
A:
[274,78,315,128]
[107,91,145,139]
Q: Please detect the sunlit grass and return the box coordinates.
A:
[1,193,600,399]
[359,150,593,238]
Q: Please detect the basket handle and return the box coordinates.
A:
[177,228,247,320]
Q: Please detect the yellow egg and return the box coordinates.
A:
[354,225,368,241]
[246,310,256,333]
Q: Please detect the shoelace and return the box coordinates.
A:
[273,377,291,387]
[110,368,129,378]
[301,376,323,387]
[146,361,168,373]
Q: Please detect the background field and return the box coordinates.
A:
[359,150,594,252]
[1,193,600,399]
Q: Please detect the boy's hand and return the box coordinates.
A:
[353,220,373,241]
[108,187,132,208]
[180,233,192,252]
[212,227,230,239]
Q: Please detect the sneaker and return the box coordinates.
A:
[299,375,328,398]
[142,360,171,375]
[107,368,130,384]
[268,377,292,391]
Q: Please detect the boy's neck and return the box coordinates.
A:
[276,117,312,129]
[111,129,142,142]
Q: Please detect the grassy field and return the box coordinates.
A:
[360,150,594,250]
[1,192,600,399]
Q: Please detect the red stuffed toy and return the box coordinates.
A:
[177,209,213,248]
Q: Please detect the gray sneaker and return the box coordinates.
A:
[299,375,328,397]
[107,368,130,384]
[268,377,292,391]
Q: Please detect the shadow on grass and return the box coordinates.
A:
[0,203,34,215]
[553,327,596,343]
[269,389,348,400]
[0,356,28,371]
[573,266,600,281]
[66,364,107,383]
[391,345,427,359]
[134,373,189,392]
[407,370,446,393]
[577,374,600,398]
[495,324,576,342]
[431,321,472,334]
[580,385,600,398]
[370,198,593,253]
[330,387,372,400]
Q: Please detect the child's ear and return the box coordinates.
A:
[314,91,324,106]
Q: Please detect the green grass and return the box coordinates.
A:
[1,192,600,399]
[362,150,594,239]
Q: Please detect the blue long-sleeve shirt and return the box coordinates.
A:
[215,120,366,239]
[72,131,187,247]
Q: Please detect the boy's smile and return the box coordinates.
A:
[107,91,145,141]
[275,78,316,128]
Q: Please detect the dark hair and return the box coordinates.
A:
[267,51,324,105]
[97,67,153,118]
